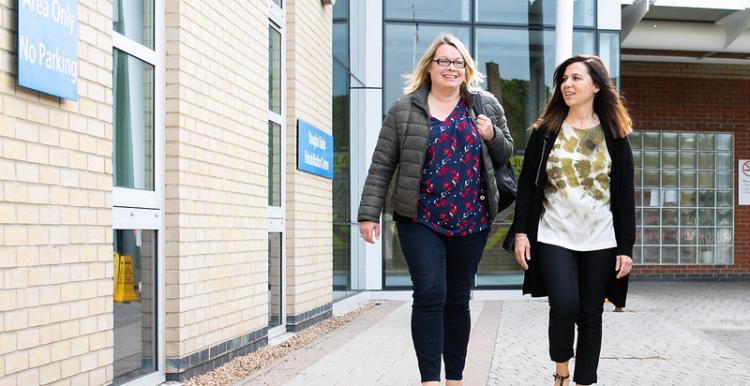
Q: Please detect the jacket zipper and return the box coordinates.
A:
[534,136,548,186]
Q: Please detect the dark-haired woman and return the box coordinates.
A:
[503,55,635,386]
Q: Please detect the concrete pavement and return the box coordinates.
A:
[237,282,750,385]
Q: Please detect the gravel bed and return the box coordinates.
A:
[182,302,377,386]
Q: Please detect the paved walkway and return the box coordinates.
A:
[237,282,750,385]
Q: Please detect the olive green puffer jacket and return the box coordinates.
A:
[357,85,514,223]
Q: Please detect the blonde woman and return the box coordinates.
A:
[358,34,513,385]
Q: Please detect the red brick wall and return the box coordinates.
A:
[621,61,750,278]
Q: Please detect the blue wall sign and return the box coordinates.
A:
[297,120,333,179]
[18,0,78,100]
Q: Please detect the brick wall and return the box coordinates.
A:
[622,61,750,278]
[0,0,114,385]
[284,0,333,327]
[164,0,269,378]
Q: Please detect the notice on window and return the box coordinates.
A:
[739,160,750,205]
[18,0,78,100]
[297,120,333,179]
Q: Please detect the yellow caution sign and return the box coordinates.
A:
[114,254,138,303]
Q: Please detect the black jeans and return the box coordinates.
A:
[397,221,489,382]
[538,242,617,385]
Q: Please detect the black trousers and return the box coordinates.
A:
[538,242,617,385]
[397,221,489,382]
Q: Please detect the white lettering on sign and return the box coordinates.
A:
[22,0,76,35]
[19,35,37,64]
[307,131,327,150]
[37,42,78,83]
[304,150,330,171]
[22,0,49,18]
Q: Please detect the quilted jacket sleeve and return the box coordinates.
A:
[481,92,514,167]
[357,107,400,223]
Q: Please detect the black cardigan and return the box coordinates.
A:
[502,123,635,306]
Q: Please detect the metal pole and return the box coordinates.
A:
[555,0,574,66]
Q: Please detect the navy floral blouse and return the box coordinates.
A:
[416,100,490,236]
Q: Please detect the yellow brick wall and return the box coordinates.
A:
[0,0,114,385]
[164,0,269,360]
[284,0,333,318]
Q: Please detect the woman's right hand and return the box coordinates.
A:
[513,233,531,270]
[358,221,380,244]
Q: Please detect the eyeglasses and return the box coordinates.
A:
[432,58,466,69]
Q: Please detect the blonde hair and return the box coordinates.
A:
[403,33,484,95]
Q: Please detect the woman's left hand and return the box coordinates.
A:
[615,254,633,279]
[475,114,494,141]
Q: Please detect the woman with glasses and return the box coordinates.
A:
[504,55,635,386]
[357,33,513,385]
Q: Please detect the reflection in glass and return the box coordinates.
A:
[476,224,523,286]
[662,152,677,169]
[717,228,733,244]
[644,132,660,149]
[680,209,696,226]
[644,209,660,226]
[662,228,677,244]
[269,26,282,114]
[662,132,678,149]
[633,150,641,168]
[717,209,733,226]
[114,49,154,190]
[662,209,678,225]
[680,152,696,169]
[680,190,695,206]
[644,170,659,187]
[698,133,714,151]
[716,134,733,151]
[680,170,696,188]
[698,191,715,207]
[717,191,733,207]
[113,0,154,49]
[680,227,696,244]
[680,246,696,264]
[716,153,732,170]
[268,232,282,327]
[662,171,677,188]
[113,230,156,385]
[384,213,411,287]
[642,246,659,264]
[644,151,660,169]
[661,246,678,264]
[332,11,353,297]
[698,152,714,169]
[716,246,733,264]
[384,24,471,107]
[697,173,714,193]
[698,246,714,264]
[630,132,642,148]
[680,132,696,149]
[598,31,620,88]
[268,122,281,206]
[386,0,471,22]
[698,209,715,226]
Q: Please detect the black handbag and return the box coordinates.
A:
[472,94,517,212]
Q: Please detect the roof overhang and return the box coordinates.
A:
[620,0,750,63]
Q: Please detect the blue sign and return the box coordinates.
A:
[18,0,78,100]
[297,120,333,179]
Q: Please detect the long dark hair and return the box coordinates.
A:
[531,55,632,138]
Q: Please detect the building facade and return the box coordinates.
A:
[1,0,332,385]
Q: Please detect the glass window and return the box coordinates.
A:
[476,0,593,26]
[268,233,282,327]
[113,0,154,49]
[268,122,281,206]
[573,31,595,55]
[634,131,734,265]
[383,23,471,107]
[113,230,157,385]
[385,0,471,22]
[113,49,154,190]
[269,26,282,114]
[332,6,353,297]
[598,31,620,88]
